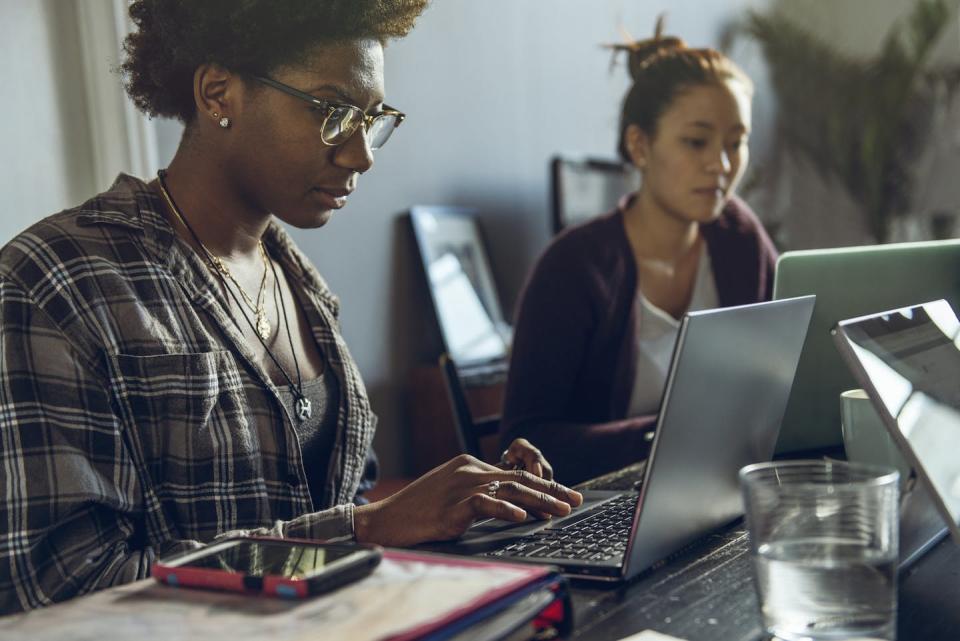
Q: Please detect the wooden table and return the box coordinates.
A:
[565,470,960,641]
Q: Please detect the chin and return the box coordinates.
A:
[280,208,335,230]
[310,209,335,228]
[682,206,723,224]
[697,199,729,222]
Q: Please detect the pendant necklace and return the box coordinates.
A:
[205,243,272,340]
[268,253,314,422]
[157,169,315,421]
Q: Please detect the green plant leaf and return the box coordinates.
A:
[738,0,959,242]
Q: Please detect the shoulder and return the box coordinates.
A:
[518,209,634,316]
[535,210,631,277]
[0,175,155,294]
[0,175,165,363]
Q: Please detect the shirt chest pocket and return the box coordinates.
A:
[110,350,254,468]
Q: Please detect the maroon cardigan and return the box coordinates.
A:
[500,196,777,484]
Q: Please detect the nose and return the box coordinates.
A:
[706,147,732,175]
[333,127,375,174]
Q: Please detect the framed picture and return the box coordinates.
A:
[550,155,640,233]
[409,206,510,366]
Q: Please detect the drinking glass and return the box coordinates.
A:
[740,460,900,641]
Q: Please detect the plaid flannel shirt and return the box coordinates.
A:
[0,175,377,613]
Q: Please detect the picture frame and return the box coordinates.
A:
[408,206,510,366]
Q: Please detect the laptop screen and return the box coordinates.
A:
[772,239,960,454]
[834,299,960,541]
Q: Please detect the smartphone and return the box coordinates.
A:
[152,536,382,598]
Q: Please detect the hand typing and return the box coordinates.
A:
[353,442,582,547]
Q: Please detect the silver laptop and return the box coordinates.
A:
[427,296,815,581]
[833,300,958,568]
[773,240,960,454]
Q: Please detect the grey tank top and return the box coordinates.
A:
[277,369,340,509]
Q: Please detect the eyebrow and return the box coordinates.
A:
[686,121,749,134]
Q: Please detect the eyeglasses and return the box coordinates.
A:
[253,75,405,150]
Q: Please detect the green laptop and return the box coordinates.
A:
[773,239,960,454]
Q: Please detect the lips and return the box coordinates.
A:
[693,186,725,198]
[311,185,353,209]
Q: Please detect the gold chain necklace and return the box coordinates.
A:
[158,183,273,340]
[207,244,272,340]
[157,170,312,421]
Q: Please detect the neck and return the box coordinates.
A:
[623,188,699,262]
[157,144,270,262]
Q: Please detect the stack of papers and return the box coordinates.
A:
[0,550,566,641]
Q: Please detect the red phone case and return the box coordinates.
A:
[152,536,381,598]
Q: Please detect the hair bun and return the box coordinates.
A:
[623,36,686,79]
[606,15,687,80]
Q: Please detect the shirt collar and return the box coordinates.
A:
[74,173,173,257]
[75,173,340,313]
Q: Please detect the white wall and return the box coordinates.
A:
[0,0,158,242]
[0,1,95,239]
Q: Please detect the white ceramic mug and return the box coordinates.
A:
[840,389,911,481]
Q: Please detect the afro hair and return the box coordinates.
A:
[121,0,429,122]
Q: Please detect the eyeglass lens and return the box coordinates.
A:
[321,107,399,150]
[367,115,399,150]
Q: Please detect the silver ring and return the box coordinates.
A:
[500,449,525,470]
[486,480,500,498]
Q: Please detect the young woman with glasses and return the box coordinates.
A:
[500,22,778,485]
[0,0,580,613]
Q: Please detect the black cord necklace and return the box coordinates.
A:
[156,169,313,422]
[268,244,317,421]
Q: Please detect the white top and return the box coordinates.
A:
[627,245,720,417]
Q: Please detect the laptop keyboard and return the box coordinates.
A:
[484,494,637,562]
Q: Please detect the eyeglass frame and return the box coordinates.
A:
[251,75,406,150]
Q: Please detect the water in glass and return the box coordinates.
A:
[756,536,897,640]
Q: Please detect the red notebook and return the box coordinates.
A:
[380,549,571,641]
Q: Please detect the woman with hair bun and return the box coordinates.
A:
[500,22,777,485]
[0,0,581,613]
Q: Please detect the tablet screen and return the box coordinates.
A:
[835,299,960,536]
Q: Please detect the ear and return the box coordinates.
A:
[193,63,243,126]
[624,124,651,171]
